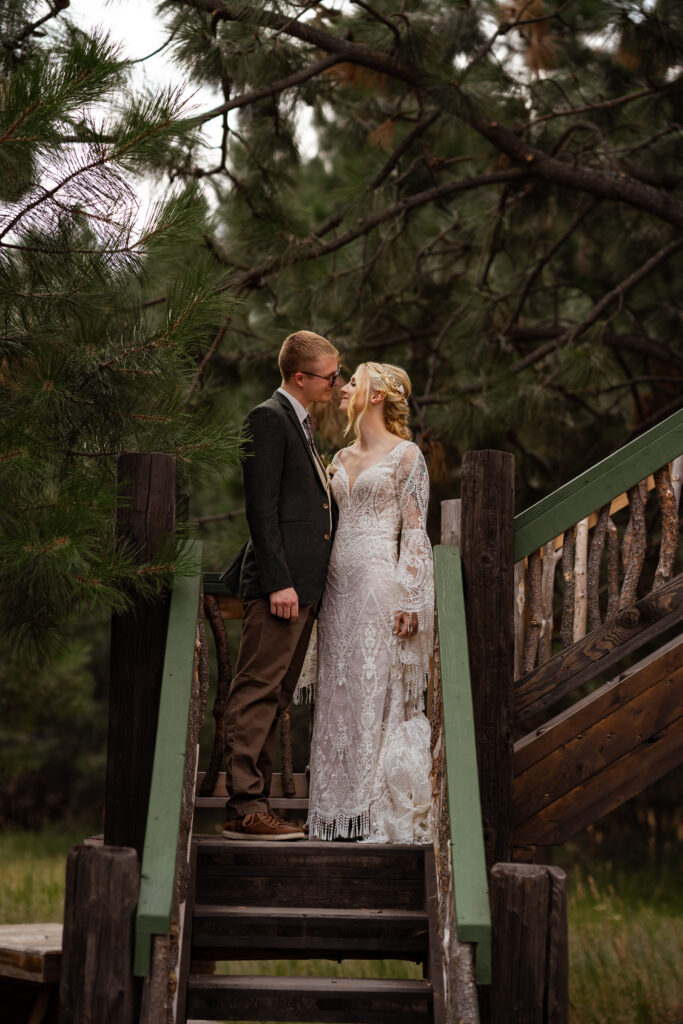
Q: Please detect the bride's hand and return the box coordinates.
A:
[393,611,418,637]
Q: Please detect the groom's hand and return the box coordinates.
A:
[270,587,299,620]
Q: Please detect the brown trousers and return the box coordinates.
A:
[223,598,316,817]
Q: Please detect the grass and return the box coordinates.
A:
[562,857,683,1024]
[0,825,681,1023]
[0,821,96,925]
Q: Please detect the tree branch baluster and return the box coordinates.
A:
[652,465,678,592]
[199,594,233,797]
[587,503,611,631]
[522,549,543,673]
[560,526,576,649]
[620,481,648,609]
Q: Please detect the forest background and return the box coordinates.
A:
[1,0,681,903]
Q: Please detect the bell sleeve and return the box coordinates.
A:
[393,443,434,712]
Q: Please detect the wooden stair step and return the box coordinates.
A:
[186,974,433,1023]
[194,840,425,911]
[191,906,429,961]
[195,772,309,810]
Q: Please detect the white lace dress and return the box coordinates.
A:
[298,440,434,844]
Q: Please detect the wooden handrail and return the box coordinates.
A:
[134,540,203,977]
[514,407,683,561]
[434,544,491,984]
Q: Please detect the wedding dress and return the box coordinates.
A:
[296,439,434,844]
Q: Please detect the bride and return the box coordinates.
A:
[297,361,434,844]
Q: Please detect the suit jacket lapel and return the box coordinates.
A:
[274,391,330,494]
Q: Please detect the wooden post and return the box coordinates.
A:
[105,453,176,857]
[441,498,462,546]
[460,450,515,868]
[59,845,139,1024]
[489,863,568,1024]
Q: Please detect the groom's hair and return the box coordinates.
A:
[279,330,339,381]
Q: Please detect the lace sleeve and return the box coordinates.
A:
[394,443,434,711]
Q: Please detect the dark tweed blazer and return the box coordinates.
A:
[221,391,337,605]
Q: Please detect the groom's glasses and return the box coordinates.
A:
[298,365,342,387]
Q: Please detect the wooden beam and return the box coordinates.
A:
[513,634,683,832]
[489,864,568,1024]
[461,450,516,868]
[514,570,683,724]
[105,452,176,856]
[514,408,683,561]
[59,845,139,1024]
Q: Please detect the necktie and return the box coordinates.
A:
[303,415,323,467]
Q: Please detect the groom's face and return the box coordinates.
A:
[295,356,340,406]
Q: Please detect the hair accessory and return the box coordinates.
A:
[379,370,405,396]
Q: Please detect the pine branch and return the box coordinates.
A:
[526,78,681,128]
[504,200,599,333]
[2,0,70,54]
[176,0,683,230]
[460,0,576,85]
[185,53,343,125]
[497,236,683,382]
[369,112,439,190]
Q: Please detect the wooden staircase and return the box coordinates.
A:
[180,837,444,1024]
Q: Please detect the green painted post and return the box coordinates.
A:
[434,544,492,985]
[134,540,203,977]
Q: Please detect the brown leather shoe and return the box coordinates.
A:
[222,811,305,841]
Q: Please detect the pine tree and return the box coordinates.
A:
[0,1,242,657]
[153,0,683,507]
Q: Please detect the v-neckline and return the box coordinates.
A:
[338,440,409,495]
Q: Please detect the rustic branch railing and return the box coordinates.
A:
[513,410,683,683]
[511,409,683,852]
[514,407,683,562]
[433,544,491,986]
[134,540,205,982]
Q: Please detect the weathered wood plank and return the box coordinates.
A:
[514,634,683,773]
[514,571,683,723]
[0,924,62,984]
[423,848,447,1024]
[105,453,176,857]
[514,711,683,845]
[514,407,683,561]
[59,844,139,1024]
[186,975,433,1023]
[461,449,515,868]
[514,637,683,825]
[489,863,568,1024]
[191,905,429,960]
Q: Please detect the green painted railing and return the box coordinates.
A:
[434,544,492,985]
[134,540,203,977]
[514,407,683,562]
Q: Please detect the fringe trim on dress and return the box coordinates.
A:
[307,809,370,841]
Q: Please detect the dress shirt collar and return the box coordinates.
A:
[277,386,309,424]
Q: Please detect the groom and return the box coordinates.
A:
[220,330,341,840]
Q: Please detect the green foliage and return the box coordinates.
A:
[141,0,683,533]
[0,2,243,658]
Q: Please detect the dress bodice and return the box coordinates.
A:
[329,441,410,546]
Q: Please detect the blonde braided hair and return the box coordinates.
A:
[345,362,412,442]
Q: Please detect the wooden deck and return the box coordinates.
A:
[0,923,62,984]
